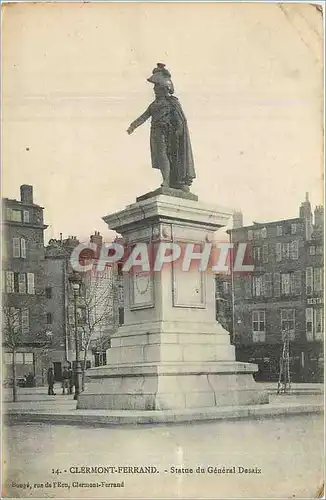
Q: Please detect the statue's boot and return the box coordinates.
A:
[160,163,170,188]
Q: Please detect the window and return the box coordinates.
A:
[281,309,295,340]
[281,274,291,295]
[264,273,273,297]
[9,307,20,331]
[306,308,313,341]
[94,352,107,367]
[316,246,323,255]
[261,227,267,239]
[276,243,282,262]
[21,238,26,258]
[309,246,316,256]
[46,313,53,325]
[290,241,299,260]
[18,273,27,294]
[252,311,266,342]
[282,243,290,259]
[274,273,281,297]
[248,230,253,241]
[315,309,324,340]
[77,307,86,325]
[12,238,26,258]
[306,267,313,295]
[21,308,29,334]
[4,352,13,364]
[281,273,301,296]
[253,247,261,262]
[13,238,20,258]
[15,352,24,364]
[5,271,14,293]
[291,223,297,234]
[254,230,261,240]
[45,287,52,299]
[27,273,35,294]
[24,353,34,364]
[313,268,323,292]
[10,210,22,222]
[253,276,264,297]
[23,210,30,223]
[276,226,283,236]
[306,308,324,341]
[262,245,268,263]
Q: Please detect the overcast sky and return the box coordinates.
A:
[2,2,323,243]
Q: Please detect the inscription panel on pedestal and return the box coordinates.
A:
[172,241,206,308]
[129,271,154,310]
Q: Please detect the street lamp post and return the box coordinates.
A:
[68,271,82,400]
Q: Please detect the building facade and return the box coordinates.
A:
[3,185,49,386]
[44,232,122,380]
[216,194,324,382]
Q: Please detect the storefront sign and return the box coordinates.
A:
[307,297,323,305]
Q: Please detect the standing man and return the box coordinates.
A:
[68,365,74,395]
[47,367,55,396]
[62,366,70,395]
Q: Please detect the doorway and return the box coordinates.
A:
[53,362,62,382]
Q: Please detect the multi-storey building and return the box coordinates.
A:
[216,194,324,382]
[3,185,49,385]
[44,232,121,380]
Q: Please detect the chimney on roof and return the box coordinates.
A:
[299,192,313,240]
[314,205,324,229]
[90,231,103,248]
[232,210,243,229]
[20,185,33,204]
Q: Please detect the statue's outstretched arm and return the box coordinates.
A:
[127,107,151,135]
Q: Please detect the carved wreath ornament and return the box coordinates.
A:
[134,272,151,295]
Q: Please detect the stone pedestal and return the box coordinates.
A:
[78,193,268,410]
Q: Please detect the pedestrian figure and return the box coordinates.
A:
[47,368,55,395]
[68,366,74,395]
[62,367,70,395]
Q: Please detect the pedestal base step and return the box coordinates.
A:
[78,363,269,410]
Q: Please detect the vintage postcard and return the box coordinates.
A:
[1,2,324,499]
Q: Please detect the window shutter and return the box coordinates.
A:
[264,273,272,297]
[294,271,302,295]
[20,238,26,258]
[13,238,20,258]
[21,308,29,334]
[313,268,323,292]
[18,273,27,294]
[5,271,15,293]
[262,244,268,263]
[314,309,324,339]
[274,273,280,297]
[27,273,35,294]
[306,267,313,294]
[276,243,282,262]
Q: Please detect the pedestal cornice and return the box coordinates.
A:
[103,195,233,233]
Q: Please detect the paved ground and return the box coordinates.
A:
[3,414,324,499]
[2,383,324,498]
[3,383,323,426]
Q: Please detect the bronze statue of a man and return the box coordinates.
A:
[127,63,196,191]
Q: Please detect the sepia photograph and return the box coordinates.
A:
[1,2,324,499]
